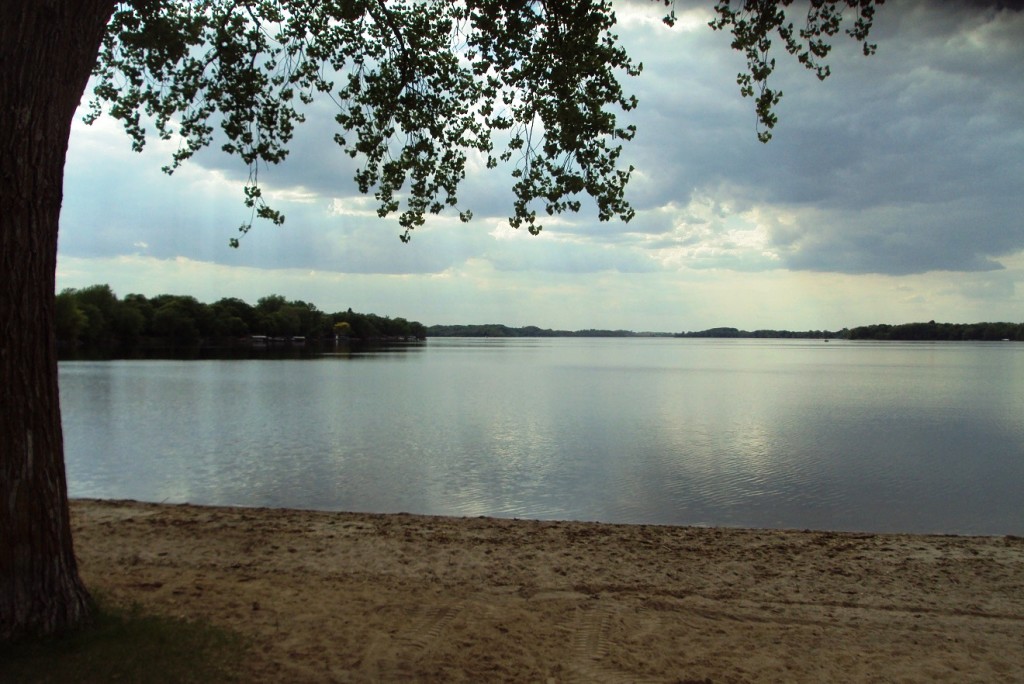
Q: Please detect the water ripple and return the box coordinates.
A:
[60,340,1024,535]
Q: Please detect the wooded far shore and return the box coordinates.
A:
[56,284,1023,358]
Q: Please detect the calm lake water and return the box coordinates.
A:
[60,338,1024,535]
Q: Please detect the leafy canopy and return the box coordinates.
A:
[87,0,881,245]
[707,0,884,142]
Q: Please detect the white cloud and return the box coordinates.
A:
[57,1,1024,331]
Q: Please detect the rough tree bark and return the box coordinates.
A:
[1,0,116,641]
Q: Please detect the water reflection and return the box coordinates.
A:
[60,339,1024,535]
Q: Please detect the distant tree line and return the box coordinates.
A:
[675,323,1023,341]
[55,284,426,355]
[426,324,671,338]
[55,287,1023,353]
[675,327,842,339]
[846,321,1024,341]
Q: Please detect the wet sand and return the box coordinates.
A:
[71,499,1024,682]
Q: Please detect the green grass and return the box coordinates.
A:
[0,598,247,683]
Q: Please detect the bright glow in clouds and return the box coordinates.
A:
[57,1,1024,331]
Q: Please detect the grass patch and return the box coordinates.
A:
[0,598,247,683]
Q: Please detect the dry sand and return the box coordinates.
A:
[71,499,1023,682]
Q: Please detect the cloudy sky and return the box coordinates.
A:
[57,1,1024,332]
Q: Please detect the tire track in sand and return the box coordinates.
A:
[566,605,664,684]
[360,604,462,681]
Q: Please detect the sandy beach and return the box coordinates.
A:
[70,499,1023,682]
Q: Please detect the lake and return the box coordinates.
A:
[60,338,1024,535]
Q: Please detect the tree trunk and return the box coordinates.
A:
[1,0,116,641]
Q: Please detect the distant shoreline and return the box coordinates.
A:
[428,321,1023,341]
[58,284,1022,353]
